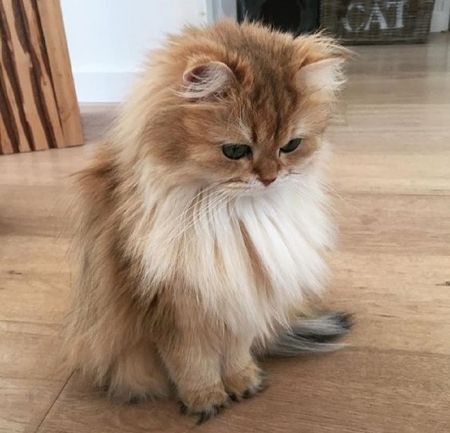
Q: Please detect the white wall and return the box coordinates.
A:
[61,0,208,102]
[63,0,448,102]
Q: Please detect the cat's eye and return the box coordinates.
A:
[222,144,252,160]
[280,138,302,154]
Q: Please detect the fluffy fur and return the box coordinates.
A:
[63,20,350,422]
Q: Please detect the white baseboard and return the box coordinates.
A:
[73,71,137,103]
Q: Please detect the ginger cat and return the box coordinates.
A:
[64,20,351,423]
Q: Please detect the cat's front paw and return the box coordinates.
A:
[179,383,230,424]
[223,361,267,401]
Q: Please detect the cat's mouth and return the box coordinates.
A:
[220,174,299,190]
[215,178,284,199]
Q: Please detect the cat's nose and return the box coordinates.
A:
[260,177,276,187]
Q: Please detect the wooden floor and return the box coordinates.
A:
[1,35,450,433]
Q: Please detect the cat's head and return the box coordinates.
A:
[120,20,347,193]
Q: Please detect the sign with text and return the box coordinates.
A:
[321,0,435,44]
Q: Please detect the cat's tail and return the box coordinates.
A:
[267,311,353,356]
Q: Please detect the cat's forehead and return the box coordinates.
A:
[222,38,301,144]
[234,69,300,146]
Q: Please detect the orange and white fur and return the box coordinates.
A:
[64,20,351,422]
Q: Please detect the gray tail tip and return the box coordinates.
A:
[268,311,354,357]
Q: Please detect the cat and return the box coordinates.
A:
[63,19,351,423]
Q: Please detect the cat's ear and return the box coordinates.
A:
[297,57,346,93]
[180,61,235,100]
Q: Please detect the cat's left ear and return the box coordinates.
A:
[180,61,235,101]
[297,57,346,93]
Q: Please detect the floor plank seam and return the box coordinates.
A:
[0,319,62,326]
[33,371,73,433]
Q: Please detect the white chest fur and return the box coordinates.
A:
[139,173,334,339]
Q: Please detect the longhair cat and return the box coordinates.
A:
[64,20,351,422]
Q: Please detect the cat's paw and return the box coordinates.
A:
[179,383,230,424]
[223,361,267,401]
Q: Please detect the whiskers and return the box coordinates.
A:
[141,171,340,258]
[147,181,248,255]
[285,170,358,215]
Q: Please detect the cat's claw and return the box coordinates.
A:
[196,404,226,425]
[179,393,230,424]
[224,363,268,401]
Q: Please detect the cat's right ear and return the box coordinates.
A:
[179,61,235,101]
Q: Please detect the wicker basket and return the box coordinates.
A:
[320,0,435,45]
